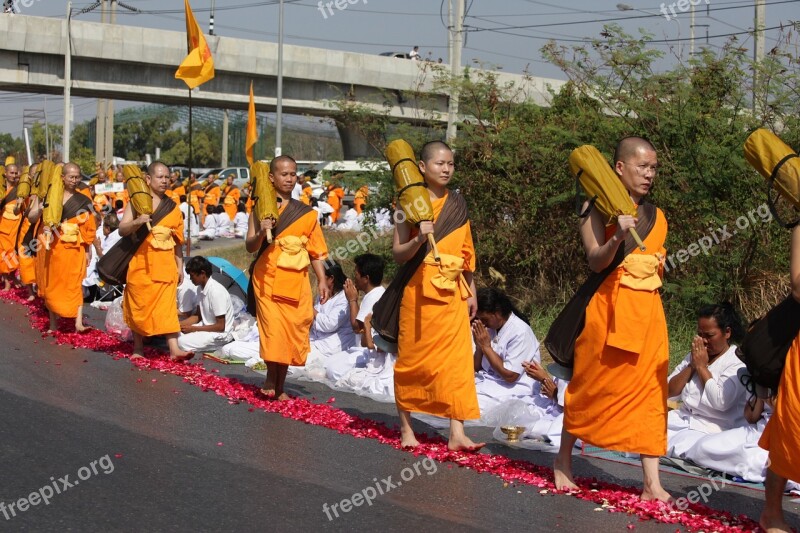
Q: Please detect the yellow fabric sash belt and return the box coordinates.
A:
[277,235,310,271]
[149,225,176,250]
[619,254,662,291]
[424,252,471,298]
[2,203,19,220]
[59,222,82,244]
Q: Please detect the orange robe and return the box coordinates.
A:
[353,187,368,215]
[0,189,23,275]
[123,204,184,337]
[300,188,312,206]
[202,185,220,223]
[759,332,800,481]
[221,186,241,220]
[327,188,343,223]
[253,205,327,365]
[114,189,129,209]
[190,187,205,223]
[395,193,480,420]
[16,213,35,285]
[564,210,669,456]
[41,204,97,318]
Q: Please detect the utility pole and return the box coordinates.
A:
[446,0,464,143]
[63,1,72,162]
[95,0,115,167]
[221,109,229,166]
[209,0,216,35]
[275,0,284,157]
[690,4,695,58]
[753,0,766,113]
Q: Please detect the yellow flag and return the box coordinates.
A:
[246,82,257,166]
[175,0,215,89]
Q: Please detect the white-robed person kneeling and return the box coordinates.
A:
[472,287,541,411]
[325,254,392,395]
[296,261,356,380]
[666,303,748,459]
[177,256,235,354]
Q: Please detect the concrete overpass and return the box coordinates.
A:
[0,14,565,158]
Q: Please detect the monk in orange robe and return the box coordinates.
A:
[16,199,37,301]
[555,137,670,502]
[220,175,241,220]
[326,185,344,223]
[353,185,368,215]
[189,180,205,224]
[299,182,312,205]
[119,162,191,361]
[390,141,483,451]
[27,163,96,332]
[202,177,220,223]
[246,155,329,401]
[757,224,800,532]
[113,171,129,208]
[0,163,22,290]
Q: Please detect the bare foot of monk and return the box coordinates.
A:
[130,353,145,360]
[760,511,792,533]
[26,294,35,302]
[447,436,485,452]
[400,428,420,449]
[75,321,91,333]
[170,350,195,362]
[641,487,672,503]
[553,457,579,491]
[277,393,291,401]
[260,374,276,398]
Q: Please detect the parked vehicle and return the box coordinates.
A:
[197,167,251,190]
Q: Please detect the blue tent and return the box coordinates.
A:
[207,256,248,301]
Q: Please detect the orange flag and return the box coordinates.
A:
[246,81,257,166]
[175,0,215,89]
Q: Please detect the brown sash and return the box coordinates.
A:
[544,202,657,371]
[371,191,469,345]
[96,197,177,286]
[61,192,93,222]
[0,186,17,211]
[245,199,315,315]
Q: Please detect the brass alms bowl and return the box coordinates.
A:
[500,425,526,442]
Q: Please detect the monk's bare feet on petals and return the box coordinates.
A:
[553,458,579,491]
[170,351,195,363]
[400,429,420,449]
[75,324,91,333]
[26,295,35,302]
[447,437,485,452]
[277,393,291,401]
[641,487,672,503]
[130,353,145,360]
[760,511,792,533]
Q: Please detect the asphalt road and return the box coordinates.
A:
[0,297,796,532]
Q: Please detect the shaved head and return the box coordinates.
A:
[62,162,81,176]
[269,155,296,174]
[147,161,169,177]
[420,141,452,163]
[613,136,656,164]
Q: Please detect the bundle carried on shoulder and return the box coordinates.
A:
[569,145,646,251]
[250,161,279,242]
[123,164,152,231]
[744,128,800,228]
[384,139,440,261]
[737,129,800,396]
[41,163,65,250]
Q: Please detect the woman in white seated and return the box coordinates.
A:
[233,203,249,238]
[666,303,747,458]
[472,287,541,412]
[299,262,356,380]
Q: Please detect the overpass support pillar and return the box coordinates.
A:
[335,123,381,160]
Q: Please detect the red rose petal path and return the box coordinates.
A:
[0,288,761,532]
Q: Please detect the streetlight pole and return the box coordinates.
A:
[63,1,72,162]
[275,0,284,157]
[446,0,464,143]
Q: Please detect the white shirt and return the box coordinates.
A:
[668,344,747,433]
[291,182,303,200]
[179,202,199,233]
[233,212,249,234]
[310,290,356,356]
[177,274,198,314]
[202,213,218,232]
[480,313,540,387]
[196,277,235,332]
[356,286,386,348]
[101,229,121,252]
[214,212,231,235]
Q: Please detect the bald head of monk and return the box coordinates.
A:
[613,136,657,203]
[62,163,82,192]
[4,164,20,185]
[146,162,171,196]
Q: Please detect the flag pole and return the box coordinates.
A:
[186,88,193,257]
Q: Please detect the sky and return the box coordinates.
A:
[0,0,797,137]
